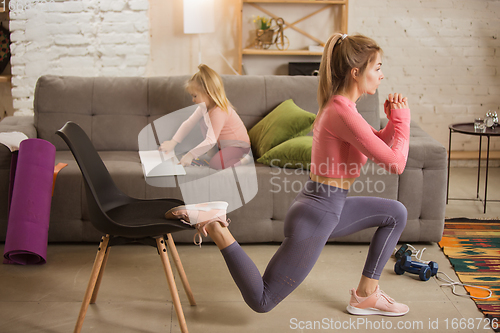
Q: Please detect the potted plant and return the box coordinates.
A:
[253,16,274,49]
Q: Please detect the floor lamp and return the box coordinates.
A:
[183,0,215,65]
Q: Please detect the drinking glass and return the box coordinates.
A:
[474,118,486,133]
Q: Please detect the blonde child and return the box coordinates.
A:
[160,64,251,170]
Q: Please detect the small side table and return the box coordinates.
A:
[446,122,500,213]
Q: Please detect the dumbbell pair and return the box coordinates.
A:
[394,244,438,281]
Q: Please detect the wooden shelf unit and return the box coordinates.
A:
[245,0,346,4]
[0,0,8,14]
[1,0,10,84]
[0,9,8,20]
[237,0,348,74]
[0,75,11,83]
[242,49,323,56]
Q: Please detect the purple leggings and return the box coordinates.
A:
[221,179,407,313]
[209,146,250,170]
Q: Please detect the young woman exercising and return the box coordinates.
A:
[168,33,411,316]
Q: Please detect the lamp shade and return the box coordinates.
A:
[183,0,215,34]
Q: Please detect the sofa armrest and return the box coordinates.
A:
[398,121,447,242]
[0,116,37,172]
[0,116,37,139]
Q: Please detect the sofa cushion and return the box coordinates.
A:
[248,99,316,158]
[257,135,312,169]
[34,76,150,152]
[148,75,193,118]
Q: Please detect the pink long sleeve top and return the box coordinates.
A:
[172,105,251,159]
[311,95,410,178]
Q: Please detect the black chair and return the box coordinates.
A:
[56,121,196,333]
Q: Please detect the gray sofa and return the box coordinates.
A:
[0,75,447,244]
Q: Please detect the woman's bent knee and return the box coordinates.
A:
[249,301,275,313]
[391,200,407,230]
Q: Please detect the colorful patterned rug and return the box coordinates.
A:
[439,218,500,331]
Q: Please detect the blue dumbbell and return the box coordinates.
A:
[394,244,413,261]
[394,255,439,281]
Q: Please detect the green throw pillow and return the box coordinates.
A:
[248,99,315,158]
[257,135,313,170]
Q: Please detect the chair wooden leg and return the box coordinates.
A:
[165,233,196,306]
[74,235,110,333]
[156,236,189,333]
[90,246,110,304]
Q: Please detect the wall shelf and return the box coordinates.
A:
[237,0,348,74]
[242,48,322,56]
[0,0,8,16]
[0,0,10,85]
[244,0,347,4]
[0,10,8,21]
[0,75,11,83]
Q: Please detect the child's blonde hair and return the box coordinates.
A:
[186,64,234,113]
[317,33,382,116]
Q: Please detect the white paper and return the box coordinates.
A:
[0,132,29,152]
[139,150,186,177]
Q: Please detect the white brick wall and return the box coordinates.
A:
[350,0,499,151]
[8,0,150,116]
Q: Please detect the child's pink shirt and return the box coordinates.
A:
[311,95,410,178]
[172,105,250,159]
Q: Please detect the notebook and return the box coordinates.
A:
[139,150,186,177]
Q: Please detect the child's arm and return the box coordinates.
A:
[179,109,228,165]
[159,140,178,153]
[159,106,204,153]
[172,106,205,143]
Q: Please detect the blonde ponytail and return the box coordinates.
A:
[317,33,344,111]
[187,64,234,113]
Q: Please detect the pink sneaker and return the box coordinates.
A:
[165,201,230,246]
[346,286,409,316]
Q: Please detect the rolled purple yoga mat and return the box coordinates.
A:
[3,139,56,265]
[8,150,18,211]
